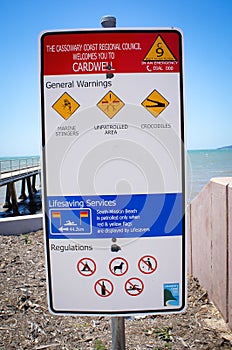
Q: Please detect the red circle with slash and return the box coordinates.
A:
[109,257,128,276]
[77,257,96,276]
[94,278,114,297]
[138,255,158,274]
[124,277,144,296]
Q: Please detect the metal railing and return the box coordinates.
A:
[0,157,40,177]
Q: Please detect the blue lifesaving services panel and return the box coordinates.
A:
[47,193,183,239]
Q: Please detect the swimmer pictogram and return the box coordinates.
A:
[125,277,144,296]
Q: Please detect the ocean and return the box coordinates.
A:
[187,148,232,203]
[0,150,232,216]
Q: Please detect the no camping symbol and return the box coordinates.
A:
[77,258,96,277]
[138,255,158,274]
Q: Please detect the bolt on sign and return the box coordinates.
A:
[40,28,186,316]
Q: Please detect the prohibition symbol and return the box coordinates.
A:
[125,277,144,296]
[109,257,129,276]
[94,278,114,297]
[77,257,96,277]
[138,255,158,274]
[52,92,80,120]
[97,90,125,119]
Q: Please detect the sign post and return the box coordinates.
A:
[40,24,186,322]
[100,16,126,350]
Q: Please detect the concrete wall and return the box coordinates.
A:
[188,177,232,328]
[0,214,43,235]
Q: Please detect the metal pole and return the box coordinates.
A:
[111,317,126,350]
[100,15,126,350]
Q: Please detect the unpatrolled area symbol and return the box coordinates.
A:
[97,90,124,119]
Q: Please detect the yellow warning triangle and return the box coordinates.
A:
[144,35,176,61]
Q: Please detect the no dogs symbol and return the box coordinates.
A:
[109,257,128,276]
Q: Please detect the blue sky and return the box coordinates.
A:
[0,0,231,156]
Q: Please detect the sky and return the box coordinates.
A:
[0,0,231,156]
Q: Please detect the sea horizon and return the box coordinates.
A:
[0,148,232,216]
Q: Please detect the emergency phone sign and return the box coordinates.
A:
[40,28,186,315]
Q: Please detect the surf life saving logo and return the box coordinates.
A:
[163,283,179,307]
[143,35,176,61]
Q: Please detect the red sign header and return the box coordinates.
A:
[41,30,182,75]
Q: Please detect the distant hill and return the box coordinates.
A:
[217,145,232,150]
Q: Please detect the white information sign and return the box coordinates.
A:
[40,28,186,315]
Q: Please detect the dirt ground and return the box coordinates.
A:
[1,230,232,350]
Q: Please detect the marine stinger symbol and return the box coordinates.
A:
[63,98,72,112]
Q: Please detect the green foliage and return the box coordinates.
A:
[153,327,172,342]
[94,339,106,350]
[153,346,172,350]
[23,234,31,244]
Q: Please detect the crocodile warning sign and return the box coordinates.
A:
[141,89,169,118]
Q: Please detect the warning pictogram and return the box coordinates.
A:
[94,278,114,297]
[125,277,144,296]
[97,90,124,119]
[143,35,176,61]
[109,257,129,276]
[138,255,158,274]
[52,92,80,120]
[141,89,169,118]
[77,258,96,277]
